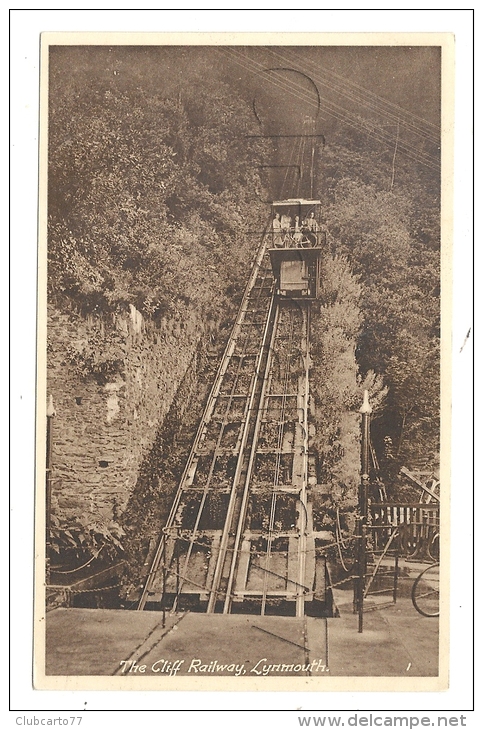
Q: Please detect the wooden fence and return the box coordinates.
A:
[369,502,440,561]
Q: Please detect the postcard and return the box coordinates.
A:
[34,31,454,693]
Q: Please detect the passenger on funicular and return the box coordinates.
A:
[280,212,292,246]
[292,215,303,246]
[272,212,283,247]
[306,211,318,246]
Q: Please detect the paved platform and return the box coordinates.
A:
[325,558,439,676]
[46,610,317,677]
[45,595,438,679]
[325,598,438,676]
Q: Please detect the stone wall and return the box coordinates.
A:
[47,302,203,524]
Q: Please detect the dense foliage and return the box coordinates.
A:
[310,254,388,529]
[320,129,440,479]
[47,49,272,568]
[48,48,271,324]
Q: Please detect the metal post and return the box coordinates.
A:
[393,551,399,604]
[162,531,167,628]
[162,564,166,628]
[356,390,372,632]
[46,395,56,585]
[176,536,180,597]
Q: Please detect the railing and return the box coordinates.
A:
[272,229,326,249]
[370,502,440,562]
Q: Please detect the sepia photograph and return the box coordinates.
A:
[32,30,457,694]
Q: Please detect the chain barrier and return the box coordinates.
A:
[139,529,360,600]
[48,582,123,595]
[326,574,356,590]
[49,546,105,575]
[164,529,359,556]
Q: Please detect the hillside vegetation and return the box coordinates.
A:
[47,47,440,565]
[321,126,440,479]
[48,48,271,324]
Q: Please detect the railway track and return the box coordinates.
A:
[137,220,327,617]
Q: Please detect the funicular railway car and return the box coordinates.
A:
[269,199,324,299]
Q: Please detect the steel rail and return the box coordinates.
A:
[138,228,317,617]
[221,299,281,614]
[206,288,277,613]
[137,221,271,610]
[171,335,255,612]
[172,262,275,611]
[261,304,298,614]
[296,303,311,618]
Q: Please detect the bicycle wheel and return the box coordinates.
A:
[411,563,439,617]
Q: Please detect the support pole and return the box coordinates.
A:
[393,551,399,604]
[356,390,372,632]
[162,563,166,629]
[162,529,167,628]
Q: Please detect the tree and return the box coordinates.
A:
[322,159,440,475]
